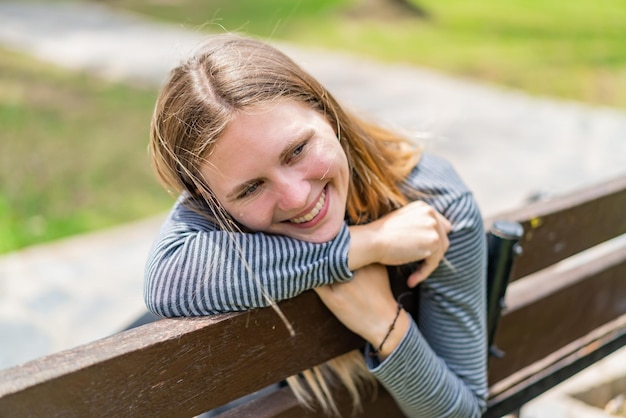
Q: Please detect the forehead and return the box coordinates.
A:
[211,101,313,158]
[200,100,325,187]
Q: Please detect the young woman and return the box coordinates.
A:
[145,34,487,417]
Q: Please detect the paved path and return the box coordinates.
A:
[0,3,625,413]
[0,216,163,368]
[2,2,626,215]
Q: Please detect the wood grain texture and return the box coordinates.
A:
[216,386,405,418]
[488,245,626,384]
[485,175,626,281]
[0,293,362,417]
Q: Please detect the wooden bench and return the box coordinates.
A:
[1,175,625,417]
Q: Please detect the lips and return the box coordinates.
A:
[289,188,326,224]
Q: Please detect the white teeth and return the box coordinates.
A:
[290,190,326,224]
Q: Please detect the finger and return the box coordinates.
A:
[435,215,451,253]
[440,231,450,254]
[406,270,420,288]
[436,212,452,234]
[406,269,426,288]
[407,259,436,287]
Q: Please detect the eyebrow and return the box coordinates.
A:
[225,128,315,201]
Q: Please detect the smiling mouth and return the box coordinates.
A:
[289,188,327,224]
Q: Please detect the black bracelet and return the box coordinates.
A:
[370,302,403,358]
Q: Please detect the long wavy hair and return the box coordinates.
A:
[150,34,421,416]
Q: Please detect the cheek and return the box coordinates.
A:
[312,142,348,179]
[226,201,273,231]
[331,147,350,191]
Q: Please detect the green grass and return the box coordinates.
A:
[0,48,173,253]
[101,0,626,108]
[3,0,625,252]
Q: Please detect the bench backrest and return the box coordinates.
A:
[483,175,626,416]
[1,176,625,418]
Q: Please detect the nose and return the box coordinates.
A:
[274,175,310,213]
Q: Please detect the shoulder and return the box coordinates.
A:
[161,194,222,234]
[404,152,469,198]
[403,153,482,228]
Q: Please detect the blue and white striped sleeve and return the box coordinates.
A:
[367,192,488,417]
[144,202,353,317]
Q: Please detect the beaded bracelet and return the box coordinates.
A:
[369,302,403,358]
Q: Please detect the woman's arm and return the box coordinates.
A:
[348,200,451,283]
[375,193,488,417]
[144,202,352,316]
[144,198,450,317]
[314,264,412,360]
[316,193,488,417]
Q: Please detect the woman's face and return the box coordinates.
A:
[201,100,350,243]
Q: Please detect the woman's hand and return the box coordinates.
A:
[348,201,451,287]
[314,264,410,360]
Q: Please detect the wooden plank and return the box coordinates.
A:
[215,387,307,418]
[216,386,404,418]
[485,315,626,417]
[486,175,626,281]
[0,292,362,418]
[487,244,626,384]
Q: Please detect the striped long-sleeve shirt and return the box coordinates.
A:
[144,152,488,417]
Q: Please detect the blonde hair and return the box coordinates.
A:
[150,34,421,416]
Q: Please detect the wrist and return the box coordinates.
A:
[368,307,410,361]
[347,223,382,270]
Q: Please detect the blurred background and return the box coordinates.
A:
[1,1,625,413]
[2,0,625,254]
